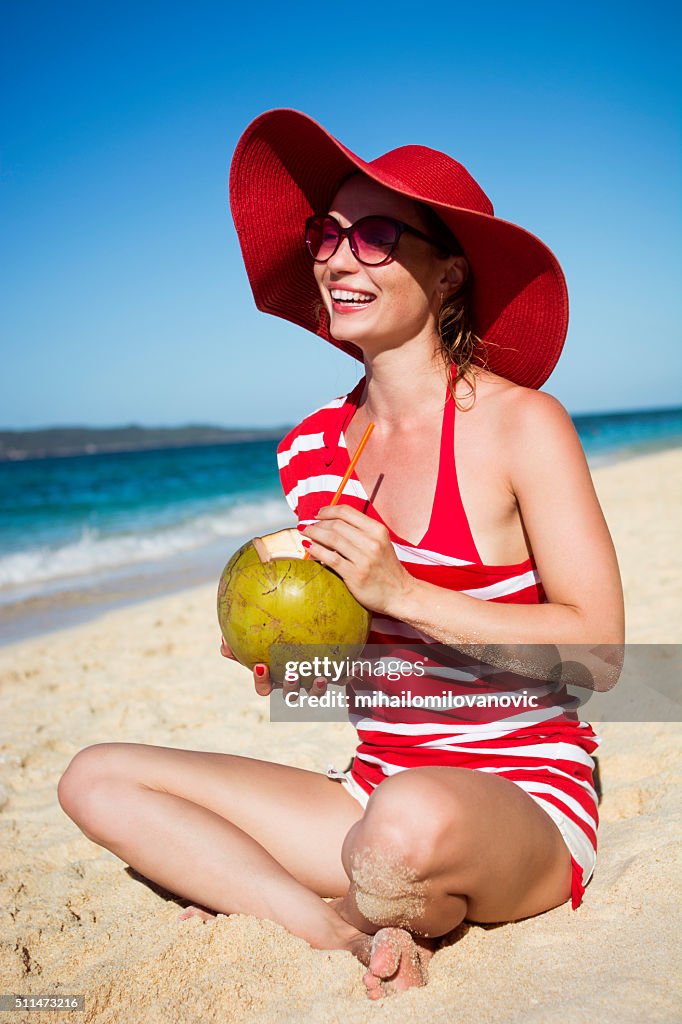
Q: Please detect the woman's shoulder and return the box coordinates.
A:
[467,368,576,438]
[460,369,584,485]
[276,386,353,460]
[466,371,590,511]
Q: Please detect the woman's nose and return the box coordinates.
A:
[325,234,360,273]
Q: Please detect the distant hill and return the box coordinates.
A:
[0,425,291,461]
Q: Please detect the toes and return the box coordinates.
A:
[363,927,429,997]
[363,971,387,1000]
[369,928,402,978]
[178,905,216,922]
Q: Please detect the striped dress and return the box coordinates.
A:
[276,370,600,910]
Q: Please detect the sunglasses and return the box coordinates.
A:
[304,214,452,267]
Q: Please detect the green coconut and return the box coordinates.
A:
[217,528,371,681]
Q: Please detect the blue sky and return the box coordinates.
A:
[2,0,680,429]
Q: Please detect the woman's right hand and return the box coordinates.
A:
[219,635,328,700]
[220,635,272,695]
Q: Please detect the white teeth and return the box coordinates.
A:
[330,289,375,303]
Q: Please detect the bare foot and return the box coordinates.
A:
[177,904,217,922]
[362,928,435,1000]
[179,899,433,999]
[328,896,435,999]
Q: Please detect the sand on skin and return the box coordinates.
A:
[0,447,680,1023]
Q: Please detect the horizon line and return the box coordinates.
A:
[2,401,681,434]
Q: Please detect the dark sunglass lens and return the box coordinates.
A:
[353,217,400,263]
[306,216,340,261]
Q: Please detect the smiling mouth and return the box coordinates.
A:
[329,288,376,309]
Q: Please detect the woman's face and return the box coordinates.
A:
[312,175,467,356]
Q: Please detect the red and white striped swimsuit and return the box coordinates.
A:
[277,369,601,910]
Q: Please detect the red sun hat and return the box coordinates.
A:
[229,108,568,390]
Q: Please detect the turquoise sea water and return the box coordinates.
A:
[0,405,680,640]
[0,438,290,598]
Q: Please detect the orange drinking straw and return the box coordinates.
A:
[303,421,375,560]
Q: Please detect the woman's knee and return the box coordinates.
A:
[58,742,138,826]
[345,769,467,879]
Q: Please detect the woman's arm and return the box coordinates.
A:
[304,391,624,690]
[388,391,624,687]
[394,392,624,637]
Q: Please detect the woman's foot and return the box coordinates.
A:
[359,927,435,999]
[178,904,216,922]
[179,900,435,998]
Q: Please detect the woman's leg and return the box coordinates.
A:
[58,743,366,950]
[58,748,576,997]
[334,765,574,997]
[337,764,572,935]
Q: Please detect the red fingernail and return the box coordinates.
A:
[255,665,266,677]
[301,539,311,548]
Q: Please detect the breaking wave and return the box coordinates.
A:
[0,497,293,597]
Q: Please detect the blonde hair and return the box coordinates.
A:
[415,201,488,407]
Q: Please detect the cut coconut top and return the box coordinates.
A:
[252,528,306,563]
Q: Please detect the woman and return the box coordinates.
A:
[58,110,624,999]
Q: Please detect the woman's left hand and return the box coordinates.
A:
[301,505,413,616]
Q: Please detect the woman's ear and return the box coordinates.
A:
[441,256,469,295]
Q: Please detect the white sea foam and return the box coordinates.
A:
[0,497,294,595]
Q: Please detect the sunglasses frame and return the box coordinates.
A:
[304,213,452,266]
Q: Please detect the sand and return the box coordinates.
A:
[0,447,680,1023]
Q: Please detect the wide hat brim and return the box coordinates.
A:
[229,108,568,389]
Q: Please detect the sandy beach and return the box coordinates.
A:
[0,446,680,1023]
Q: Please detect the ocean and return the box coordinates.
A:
[1,405,680,643]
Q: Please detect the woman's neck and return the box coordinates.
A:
[360,346,451,428]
